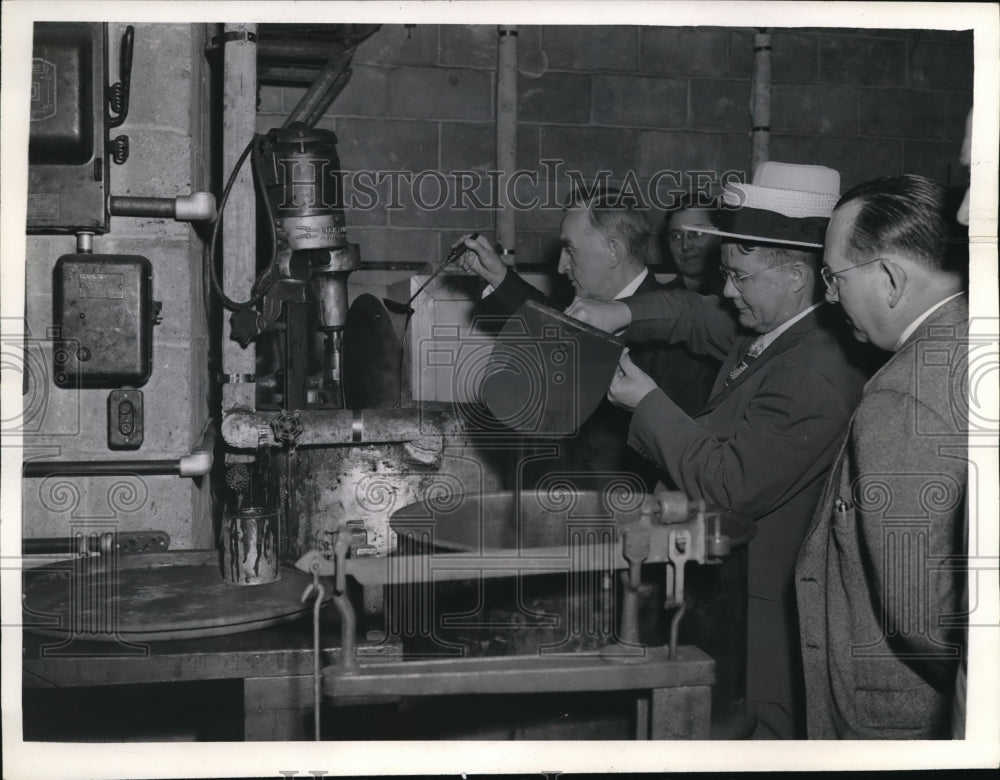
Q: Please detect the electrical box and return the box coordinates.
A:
[108,388,144,449]
[27,22,109,233]
[53,254,156,388]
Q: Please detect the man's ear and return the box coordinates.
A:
[786,262,809,293]
[607,237,623,268]
[879,258,908,308]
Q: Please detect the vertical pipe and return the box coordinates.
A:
[750,28,772,176]
[221,23,258,413]
[496,26,518,268]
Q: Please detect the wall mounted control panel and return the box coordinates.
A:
[108,388,143,449]
[53,254,157,388]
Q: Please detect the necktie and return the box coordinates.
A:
[725,336,765,386]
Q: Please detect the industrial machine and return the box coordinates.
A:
[294,488,752,740]
[22,24,754,743]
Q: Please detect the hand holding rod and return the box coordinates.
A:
[382,233,479,315]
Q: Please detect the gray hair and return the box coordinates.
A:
[564,185,652,263]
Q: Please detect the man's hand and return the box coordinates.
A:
[564,298,632,333]
[608,350,658,410]
[454,233,508,288]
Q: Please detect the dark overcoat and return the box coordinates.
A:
[623,289,869,716]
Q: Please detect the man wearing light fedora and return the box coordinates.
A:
[567,162,871,738]
[795,174,968,739]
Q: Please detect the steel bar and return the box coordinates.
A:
[324,645,714,699]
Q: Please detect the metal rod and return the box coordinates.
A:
[301,69,353,128]
[750,28,772,173]
[24,419,215,478]
[23,460,180,477]
[283,48,354,129]
[109,196,175,218]
[496,26,518,264]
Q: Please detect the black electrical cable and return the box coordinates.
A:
[209,135,262,311]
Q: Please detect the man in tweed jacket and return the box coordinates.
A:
[796,174,968,739]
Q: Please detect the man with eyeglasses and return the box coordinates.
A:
[566,162,869,739]
[795,174,968,739]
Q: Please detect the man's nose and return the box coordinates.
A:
[557,252,569,275]
[722,275,739,299]
[681,232,692,250]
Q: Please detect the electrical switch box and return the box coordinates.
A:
[27,22,109,233]
[108,388,143,449]
[53,254,156,388]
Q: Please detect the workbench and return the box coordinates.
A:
[22,622,714,741]
[22,617,399,741]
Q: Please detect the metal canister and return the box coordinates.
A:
[222,507,280,585]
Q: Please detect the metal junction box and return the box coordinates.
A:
[53,255,154,387]
[28,22,109,233]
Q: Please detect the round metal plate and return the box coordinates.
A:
[22,550,330,642]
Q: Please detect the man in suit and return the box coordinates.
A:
[456,186,729,489]
[795,174,968,739]
[567,163,870,738]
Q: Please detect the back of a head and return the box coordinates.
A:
[836,174,960,274]
[564,184,652,265]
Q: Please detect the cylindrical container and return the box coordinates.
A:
[222,507,280,585]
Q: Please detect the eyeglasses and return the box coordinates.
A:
[820,258,883,292]
[668,229,710,243]
[718,261,795,291]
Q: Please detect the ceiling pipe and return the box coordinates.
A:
[496,26,518,268]
[750,28,772,175]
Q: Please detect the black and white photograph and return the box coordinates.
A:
[2,1,998,777]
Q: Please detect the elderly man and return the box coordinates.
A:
[457,187,727,489]
[567,163,870,738]
[795,175,968,740]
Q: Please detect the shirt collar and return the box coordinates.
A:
[894,292,965,350]
[756,302,823,354]
[614,268,649,300]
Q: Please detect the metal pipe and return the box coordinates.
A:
[23,419,216,478]
[750,28,772,174]
[258,39,355,63]
[496,26,518,266]
[109,193,216,222]
[221,23,258,414]
[301,68,353,128]
[283,48,354,129]
[220,407,456,449]
[24,460,181,478]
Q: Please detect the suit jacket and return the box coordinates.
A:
[795,295,968,739]
[623,289,869,710]
[481,270,724,489]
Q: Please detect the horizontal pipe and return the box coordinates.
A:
[23,420,216,479]
[221,407,459,449]
[258,39,354,62]
[23,460,180,477]
[109,193,216,222]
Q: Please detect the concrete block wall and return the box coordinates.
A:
[22,23,215,548]
[257,24,972,273]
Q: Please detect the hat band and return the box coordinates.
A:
[721,206,829,246]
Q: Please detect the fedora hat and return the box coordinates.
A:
[691,162,841,248]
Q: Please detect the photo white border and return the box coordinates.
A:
[2,2,997,776]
